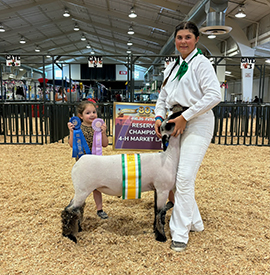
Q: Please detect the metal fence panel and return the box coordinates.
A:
[212,103,269,146]
[0,102,269,146]
[0,102,46,144]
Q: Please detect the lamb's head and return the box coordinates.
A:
[160,118,175,152]
[160,111,183,151]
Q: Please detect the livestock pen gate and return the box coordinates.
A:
[0,102,269,146]
[0,102,113,145]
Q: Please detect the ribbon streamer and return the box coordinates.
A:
[70,116,91,159]
[92,118,104,155]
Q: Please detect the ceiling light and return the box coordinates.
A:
[63,10,70,17]
[74,23,79,31]
[81,33,86,41]
[128,26,134,35]
[20,36,26,44]
[208,34,216,39]
[91,51,95,55]
[0,24,5,32]
[86,43,91,49]
[127,39,133,46]
[19,68,24,71]
[35,46,40,52]
[46,55,51,58]
[235,7,246,18]
[127,49,132,54]
[129,7,137,18]
[265,59,270,64]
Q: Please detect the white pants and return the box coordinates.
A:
[170,110,214,244]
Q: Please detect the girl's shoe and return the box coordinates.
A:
[97,210,108,219]
[170,241,187,252]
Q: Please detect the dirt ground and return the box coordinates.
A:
[0,138,269,275]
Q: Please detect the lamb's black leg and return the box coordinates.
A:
[154,189,172,242]
[78,221,82,232]
[78,203,86,232]
[153,190,158,231]
[61,207,81,243]
[155,208,167,242]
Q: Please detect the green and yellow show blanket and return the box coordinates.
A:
[122,154,141,199]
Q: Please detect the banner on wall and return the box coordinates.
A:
[6,55,21,66]
[116,65,128,81]
[240,57,255,69]
[241,57,255,102]
[164,56,177,68]
[88,56,103,68]
[113,102,162,151]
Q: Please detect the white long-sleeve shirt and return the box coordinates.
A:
[155,48,222,121]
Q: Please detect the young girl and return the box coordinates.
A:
[67,100,109,219]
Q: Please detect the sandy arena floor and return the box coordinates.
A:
[0,139,269,275]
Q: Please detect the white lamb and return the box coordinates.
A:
[61,112,181,243]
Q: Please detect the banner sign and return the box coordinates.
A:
[241,57,255,69]
[6,55,21,66]
[119,71,127,75]
[164,56,177,68]
[88,55,103,68]
[113,102,162,151]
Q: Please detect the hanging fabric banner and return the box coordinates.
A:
[241,57,255,102]
[88,56,103,68]
[6,55,21,66]
[164,56,177,68]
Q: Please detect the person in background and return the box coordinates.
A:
[55,87,67,103]
[253,96,260,103]
[154,21,221,252]
[115,93,121,102]
[67,100,109,219]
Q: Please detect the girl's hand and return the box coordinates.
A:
[101,123,109,147]
[155,120,162,139]
[169,115,187,137]
[101,124,107,135]
[67,122,75,132]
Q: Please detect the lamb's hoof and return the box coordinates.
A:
[63,234,77,243]
[165,201,174,211]
[155,231,167,242]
